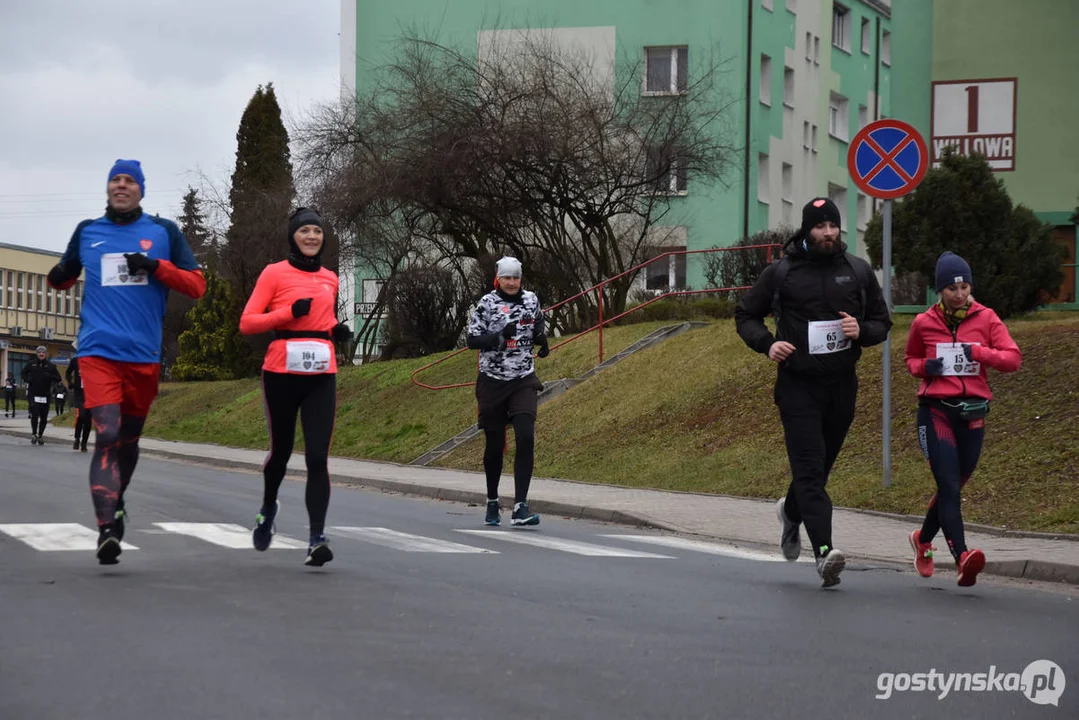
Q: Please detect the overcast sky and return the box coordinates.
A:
[0,0,341,253]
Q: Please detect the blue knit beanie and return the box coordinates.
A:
[934,251,973,292]
[108,159,145,197]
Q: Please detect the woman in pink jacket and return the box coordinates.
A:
[904,252,1021,587]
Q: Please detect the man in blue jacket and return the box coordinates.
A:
[48,159,206,565]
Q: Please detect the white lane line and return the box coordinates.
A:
[0,523,139,551]
[600,534,808,563]
[153,522,307,549]
[456,530,674,558]
[331,527,497,553]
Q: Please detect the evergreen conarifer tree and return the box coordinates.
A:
[170,270,248,381]
[221,83,298,376]
[864,148,1063,318]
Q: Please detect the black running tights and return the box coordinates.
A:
[261,371,336,536]
[483,413,536,504]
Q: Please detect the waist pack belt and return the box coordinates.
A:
[273,330,331,340]
[939,397,990,421]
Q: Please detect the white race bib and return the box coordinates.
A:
[936,342,981,376]
[56,393,65,400]
[101,253,148,287]
[807,320,851,355]
[33,396,47,404]
[285,341,331,374]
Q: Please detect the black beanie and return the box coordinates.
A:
[800,197,842,234]
[288,207,324,254]
[934,251,973,292]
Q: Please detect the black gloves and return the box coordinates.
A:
[534,333,550,358]
[501,322,518,339]
[47,263,77,287]
[124,253,159,276]
[924,357,944,376]
[332,323,353,343]
[291,298,313,319]
[961,344,975,362]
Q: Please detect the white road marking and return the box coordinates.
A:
[0,523,138,551]
[331,527,497,553]
[456,530,674,558]
[601,534,810,562]
[153,522,307,549]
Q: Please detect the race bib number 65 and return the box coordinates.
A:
[808,320,851,355]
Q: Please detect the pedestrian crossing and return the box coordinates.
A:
[0,521,795,563]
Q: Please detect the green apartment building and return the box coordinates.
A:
[339,0,1076,330]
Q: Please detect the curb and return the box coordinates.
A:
[4,428,1076,586]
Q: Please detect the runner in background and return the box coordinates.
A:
[22,346,62,445]
[4,374,16,417]
[66,352,92,452]
[466,256,549,527]
[904,252,1021,587]
[240,207,351,567]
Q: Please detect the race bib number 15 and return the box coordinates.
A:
[936,342,981,376]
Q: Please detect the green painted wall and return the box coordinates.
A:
[888,0,932,136]
[932,0,1079,216]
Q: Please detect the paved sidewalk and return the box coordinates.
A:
[2,416,1077,585]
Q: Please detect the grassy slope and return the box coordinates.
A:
[57,315,1077,533]
[436,313,1079,534]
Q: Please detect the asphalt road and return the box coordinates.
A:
[1,433,1075,720]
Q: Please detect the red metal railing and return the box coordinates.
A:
[410,244,781,390]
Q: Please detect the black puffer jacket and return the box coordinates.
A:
[23,358,62,400]
[735,237,892,379]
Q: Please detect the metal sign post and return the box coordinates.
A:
[847,119,929,488]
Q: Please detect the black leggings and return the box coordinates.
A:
[74,406,92,445]
[4,393,15,414]
[483,413,536,504]
[29,402,49,436]
[261,371,336,536]
[916,404,984,561]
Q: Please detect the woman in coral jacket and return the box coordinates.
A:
[240,207,352,567]
[904,252,1021,587]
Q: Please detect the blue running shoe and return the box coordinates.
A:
[305,534,333,567]
[510,501,539,527]
[252,501,279,552]
[484,499,501,526]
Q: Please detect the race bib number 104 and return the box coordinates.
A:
[100,253,148,287]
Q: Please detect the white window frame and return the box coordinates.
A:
[828,92,849,141]
[828,183,848,232]
[783,66,795,107]
[881,30,892,66]
[646,147,688,195]
[759,54,772,105]
[813,35,821,65]
[803,121,811,150]
[781,162,793,203]
[832,3,851,53]
[762,0,773,11]
[805,32,813,62]
[811,123,819,152]
[643,46,688,96]
[858,104,868,130]
[786,0,797,13]
[861,17,871,55]
[757,153,770,204]
[857,192,869,231]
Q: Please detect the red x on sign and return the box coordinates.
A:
[848,119,929,200]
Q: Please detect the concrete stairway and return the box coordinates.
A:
[409,321,708,466]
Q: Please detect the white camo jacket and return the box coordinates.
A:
[468,289,543,381]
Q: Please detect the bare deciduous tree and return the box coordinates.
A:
[295,28,740,335]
